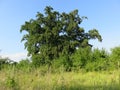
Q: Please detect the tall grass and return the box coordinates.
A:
[0,67,120,90]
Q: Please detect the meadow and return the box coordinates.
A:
[0,46,120,90]
[0,66,120,90]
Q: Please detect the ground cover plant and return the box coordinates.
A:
[0,66,120,90]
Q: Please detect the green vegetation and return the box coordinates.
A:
[0,66,120,90]
[1,6,120,89]
[0,46,120,90]
[20,6,102,68]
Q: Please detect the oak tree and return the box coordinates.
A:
[20,6,102,65]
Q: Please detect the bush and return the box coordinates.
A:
[52,55,72,72]
[85,48,109,71]
[71,47,91,70]
[0,57,10,70]
[31,55,45,68]
[110,46,120,69]
[17,59,32,72]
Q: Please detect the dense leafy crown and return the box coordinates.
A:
[20,6,102,61]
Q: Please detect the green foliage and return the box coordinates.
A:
[0,57,11,70]
[71,48,110,71]
[52,55,72,72]
[5,76,17,89]
[17,59,30,67]
[52,48,111,72]
[16,59,32,72]
[85,48,109,71]
[110,46,120,69]
[20,6,102,66]
[0,57,9,64]
[71,47,91,70]
[31,54,45,67]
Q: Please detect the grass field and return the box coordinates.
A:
[0,67,120,90]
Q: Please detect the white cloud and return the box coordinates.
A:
[1,52,28,62]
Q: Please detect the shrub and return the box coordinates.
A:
[110,46,120,69]
[71,47,91,70]
[31,55,45,68]
[0,57,10,70]
[16,59,32,72]
[52,55,72,72]
[85,48,109,71]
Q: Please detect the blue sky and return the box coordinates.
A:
[0,0,120,61]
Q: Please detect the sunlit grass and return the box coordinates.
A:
[0,67,120,90]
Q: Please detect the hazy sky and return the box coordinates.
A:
[0,0,120,61]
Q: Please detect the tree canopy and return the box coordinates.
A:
[20,6,102,65]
